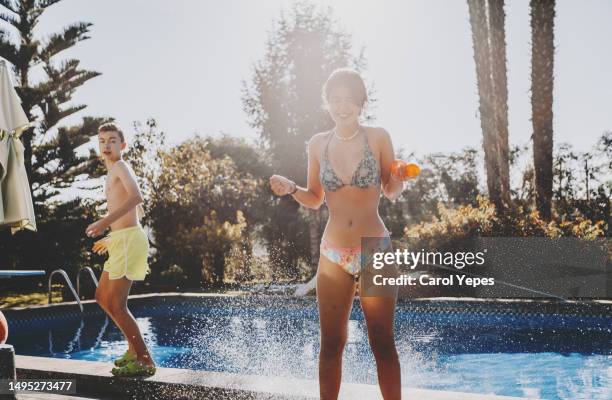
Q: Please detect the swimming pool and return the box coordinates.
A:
[5,295,611,399]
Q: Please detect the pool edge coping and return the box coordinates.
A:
[2,292,611,311]
[15,355,534,400]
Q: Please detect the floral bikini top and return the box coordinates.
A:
[319,129,381,192]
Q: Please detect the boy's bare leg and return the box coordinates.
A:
[96,272,154,366]
[96,272,135,355]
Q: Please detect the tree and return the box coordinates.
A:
[1,0,105,202]
[530,0,556,220]
[425,149,481,207]
[242,2,369,276]
[552,134,611,232]
[148,138,258,286]
[381,148,481,237]
[0,0,106,279]
[487,0,511,209]
[467,0,511,212]
[515,134,609,234]
[203,134,273,280]
[553,142,578,205]
[122,118,166,222]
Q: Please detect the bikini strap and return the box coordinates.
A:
[362,127,375,156]
[323,130,334,161]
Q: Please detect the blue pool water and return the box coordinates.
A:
[6,296,612,399]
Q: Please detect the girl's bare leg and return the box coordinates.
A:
[317,256,357,400]
[360,291,401,399]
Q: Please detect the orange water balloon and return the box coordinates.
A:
[405,163,420,178]
[391,160,420,180]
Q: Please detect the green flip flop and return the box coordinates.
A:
[111,360,156,377]
[113,351,137,367]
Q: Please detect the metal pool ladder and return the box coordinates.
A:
[76,266,99,298]
[48,269,83,312]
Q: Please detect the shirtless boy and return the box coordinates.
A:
[87,122,155,376]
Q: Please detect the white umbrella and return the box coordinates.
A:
[0,59,36,233]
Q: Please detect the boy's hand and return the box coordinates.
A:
[86,219,108,238]
[92,238,109,255]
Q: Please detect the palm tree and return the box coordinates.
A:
[487,0,511,209]
[530,0,556,221]
[467,0,511,211]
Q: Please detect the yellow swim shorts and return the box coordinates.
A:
[103,225,150,281]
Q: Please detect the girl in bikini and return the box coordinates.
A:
[270,68,404,400]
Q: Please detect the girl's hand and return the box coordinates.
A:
[269,175,296,196]
[389,170,403,183]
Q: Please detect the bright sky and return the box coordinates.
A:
[18,0,612,157]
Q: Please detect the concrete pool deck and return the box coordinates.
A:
[15,356,534,400]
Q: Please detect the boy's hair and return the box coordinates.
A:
[322,68,368,108]
[98,122,125,142]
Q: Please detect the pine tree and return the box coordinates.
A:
[1,0,105,203]
[1,0,106,274]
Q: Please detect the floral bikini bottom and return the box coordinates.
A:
[320,232,392,280]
